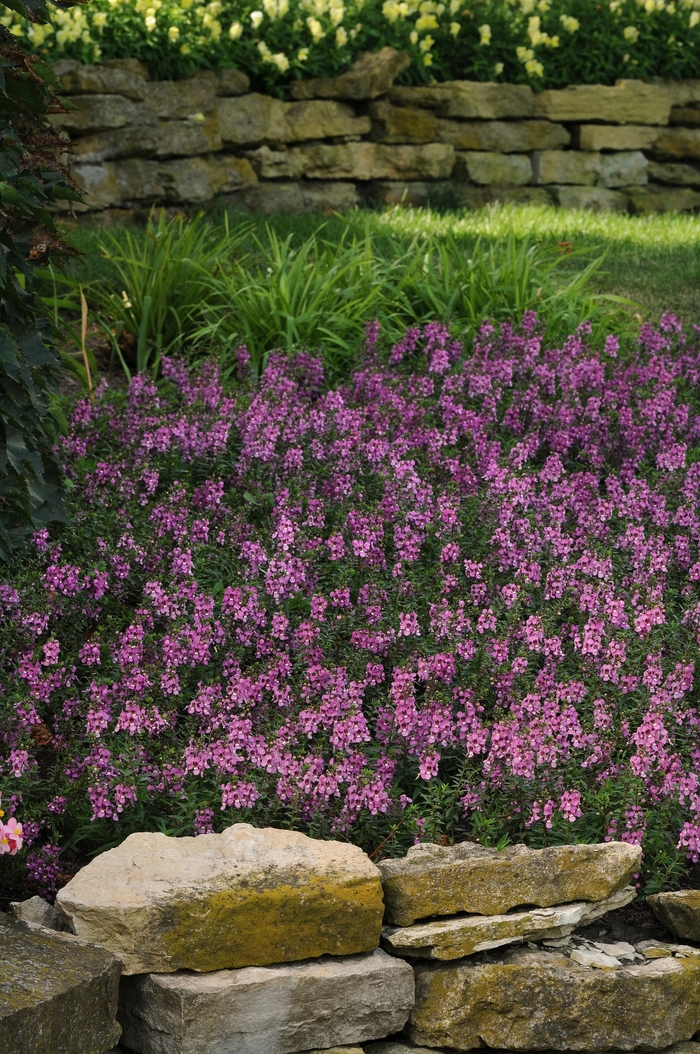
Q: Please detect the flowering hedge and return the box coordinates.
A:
[3,316,700,899]
[5,0,700,92]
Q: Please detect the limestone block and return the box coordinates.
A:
[219,93,289,145]
[144,78,217,119]
[457,151,531,185]
[666,79,700,105]
[389,81,534,119]
[532,149,602,185]
[57,62,148,101]
[246,146,306,179]
[366,181,436,206]
[533,80,672,124]
[456,185,552,208]
[10,895,68,932]
[299,181,361,211]
[155,115,222,157]
[0,915,121,1054]
[369,101,439,144]
[49,94,148,134]
[291,141,454,180]
[291,47,410,101]
[550,186,628,212]
[598,150,648,187]
[408,946,700,1051]
[70,162,122,209]
[626,184,700,213]
[55,823,384,974]
[118,949,414,1054]
[653,127,700,159]
[671,106,700,127]
[579,124,660,152]
[649,160,700,186]
[379,840,642,926]
[217,68,251,96]
[237,182,305,212]
[437,118,569,152]
[382,886,636,960]
[160,155,257,202]
[71,124,164,163]
[114,159,164,203]
[285,100,371,141]
[649,890,700,942]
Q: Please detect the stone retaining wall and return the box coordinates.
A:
[51,55,700,216]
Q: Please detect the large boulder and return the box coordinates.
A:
[379,840,642,926]
[55,823,384,974]
[291,47,410,101]
[382,886,636,960]
[118,948,414,1054]
[648,890,700,942]
[0,915,121,1054]
[408,945,700,1050]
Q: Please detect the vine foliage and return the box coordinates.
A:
[0,0,81,561]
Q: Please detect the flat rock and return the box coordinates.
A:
[382,886,636,960]
[599,150,648,188]
[550,186,628,212]
[10,894,68,931]
[408,945,700,1050]
[219,93,289,146]
[649,160,700,186]
[532,149,601,186]
[56,823,384,974]
[653,127,700,159]
[49,94,151,134]
[579,124,660,152]
[369,100,438,144]
[288,142,454,180]
[626,184,700,214]
[285,100,371,142]
[118,948,414,1054]
[0,915,121,1054]
[388,81,534,120]
[57,62,148,100]
[365,1044,440,1054]
[438,118,569,152]
[379,840,641,926]
[533,80,671,124]
[457,151,532,186]
[291,47,409,101]
[649,890,700,942]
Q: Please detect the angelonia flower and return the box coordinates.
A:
[2,317,700,890]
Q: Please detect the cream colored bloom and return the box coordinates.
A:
[449,19,460,33]
[423,52,433,64]
[272,51,290,71]
[382,0,401,22]
[560,14,579,31]
[229,19,242,37]
[479,21,491,43]
[336,24,348,44]
[307,14,325,38]
[449,0,460,11]
[409,27,418,42]
[144,11,157,31]
[419,31,434,49]
[297,46,309,59]
[623,23,640,39]
[494,61,504,74]
[181,42,191,53]
[525,57,544,75]
[168,24,180,40]
[92,12,108,29]
[691,9,700,25]
[516,44,534,61]
[416,12,438,29]
[250,9,264,27]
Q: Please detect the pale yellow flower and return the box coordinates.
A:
[229,19,242,37]
[691,9,700,25]
[271,51,290,71]
[449,19,460,33]
[382,0,401,21]
[409,27,418,42]
[560,14,579,31]
[180,42,191,52]
[92,11,108,30]
[144,10,157,31]
[623,23,640,39]
[297,45,309,59]
[423,52,433,64]
[307,14,325,38]
[525,57,544,74]
[419,31,434,49]
[516,44,534,60]
[168,23,180,40]
[479,21,491,43]
[415,12,438,29]
[449,0,460,11]
[250,9,264,27]
[336,24,348,44]
[494,61,504,74]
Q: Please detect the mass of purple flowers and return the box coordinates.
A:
[3,312,700,895]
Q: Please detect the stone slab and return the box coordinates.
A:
[382,886,636,959]
[56,823,384,974]
[379,840,641,926]
[533,80,671,125]
[456,151,532,185]
[369,101,439,144]
[456,186,552,208]
[599,150,648,188]
[649,890,700,942]
[0,914,121,1054]
[438,118,569,152]
[219,93,289,146]
[57,62,148,100]
[285,100,371,142]
[160,155,257,203]
[408,945,700,1050]
[388,82,534,120]
[289,141,455,181]
[626,184,700,213]
[217,69,251,96]
[118,948,414,1054]
[653,127,700,159]
[49,94,151,134]
[578,124,660,152]
[291,47,409,101]
[671,106,700,127]
[234,180,360,213]
[10,894,69,931]
[550,186,628,212]
[532,149,601,186]
[144,78,217,119]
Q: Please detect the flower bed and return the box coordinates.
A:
[2,317,700,899]
[8,0,700,93]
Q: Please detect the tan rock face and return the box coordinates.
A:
[579,124,660,152]
[160,155,257,202]
[457,151,532,186]
[389,81,534,120]
[626,184,700,213]
[219,93,289,146]
[653,127,700,159]
[438,118,569,152]
[290,141,454,180]
[56,823,384,975]
[285,100,371,141]
[49,94,148,134]
[369,101,438,144]
[649,890,700,942]
[217,68,251,96]
[291,47,409,101]
[550,186,628,212]
[533,80,671,124]
[379,840,641,926]
[532,149,602,185]
[409,947,700,1051]
[382,886,636,960]
[671,106,700,127]
[145,78,217,119]
[649,160,700,186]
[58,62,148,101]
[598,150,648,187]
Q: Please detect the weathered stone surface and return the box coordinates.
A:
[56,823,384,974]
[58,62,148,100]
[160,155,257,202]
[382,886,636,960]
[408,946,700,1051]
[236,181,305,212]
[0,914,121,1054]
[578,124,660,152]
[550,186,628,212]
[653,127,700,159]
[532,149,601,185]
[246,146,306,180]
[649,890,700,942]
[456,185,551,208]
[49,94,149,134]
[369,101,438,144]
[217,68,251,96]
[70,162,122,209]
[156,115,222,158]
[72,124,164,163]
[118,949,414,1054]
[365,181,437,206]
[533,80,671,125]
[626,184,700,213]
[438,118,569,152]
[639,939,700,959]
[665,79,700,105]
[219,93,289,146]
[10,895,68,932]
[365,1044,439,1054]
[389,81,534,120]
[599,150,648,188]
[285,99,371,141]
[671,106,700,127]
[303,1048,364,1054]
[115,159,164,203]
[291,47,410,101]
[456,151,531,185]
[290,141,454,180]
[379,840,641,926]
[299,180,361,211]
[145,78,217,119]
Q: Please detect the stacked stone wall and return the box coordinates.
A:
[51,56,700,216]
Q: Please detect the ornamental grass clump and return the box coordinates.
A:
[3,314,700,898]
